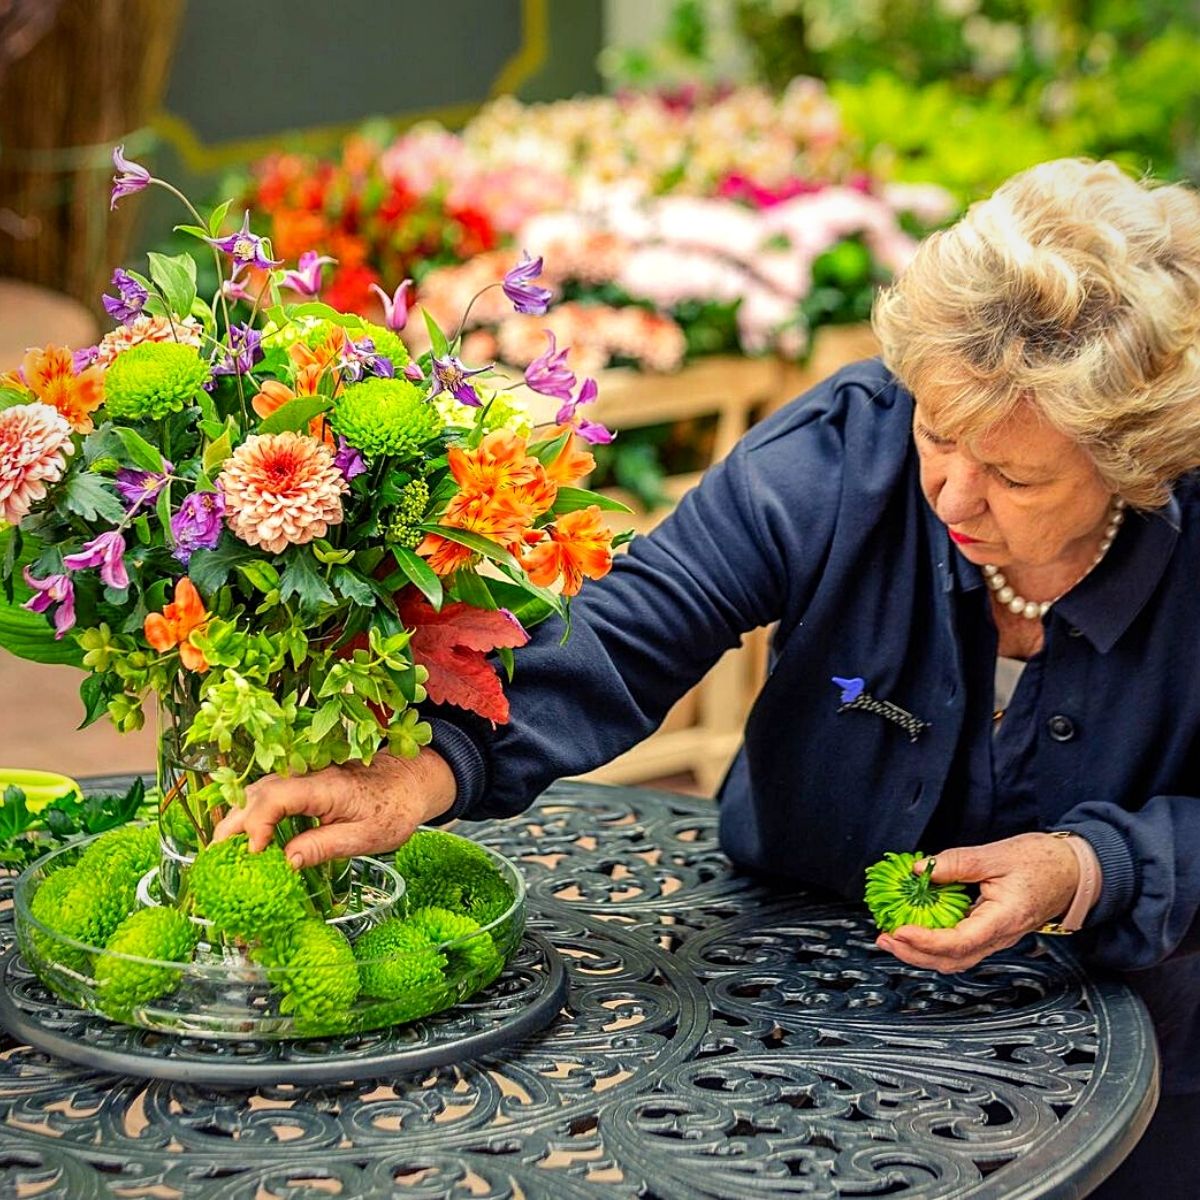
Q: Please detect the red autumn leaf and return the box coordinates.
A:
[398,592,528,724]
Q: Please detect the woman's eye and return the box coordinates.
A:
[994,469,1029,489]
[917,425,952,448]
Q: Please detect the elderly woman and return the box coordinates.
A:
[218,159,1200,1195]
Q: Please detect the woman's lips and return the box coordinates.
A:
[949,530,982,545]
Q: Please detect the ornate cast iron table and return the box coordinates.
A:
[0,777,1157,1198]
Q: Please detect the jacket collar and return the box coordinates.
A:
[946,496,1181,654]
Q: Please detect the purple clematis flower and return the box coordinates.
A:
[22,568,76,638]
[63,530,130,590]
[110,145,151,210]
[204,210,282,270]
[280,250,336,298]
[221,265,254,304]
[502,251,552,316]
[429,355,490,407]
[524,331,576,401]
[402,361,424,383]
[334,436,367,481]
[212,324,264,376]
[340,336,394,383]
[170,490,226,564]
[115,459,173,512]
[555,377,614,444]
[102,268,148,325]
[370,280,413,332]
[72,345,100,372]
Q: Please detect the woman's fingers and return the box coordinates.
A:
[216,772,340,852]
[881,900,1019,972]
[282,820,374,870]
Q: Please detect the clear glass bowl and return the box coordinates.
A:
[14,828,527,1039]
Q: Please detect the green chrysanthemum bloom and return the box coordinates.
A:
[29,860,142,967]
[188,834,309,938]
[395,829,515,925]
[94,906,199,1017]
[864,851,973,934]
[272,918,360,1029]
[103,342,211,420]
[331,378,442,461]
[357,321,410,371]
[28,868,92,974]
[354,916,447,1002]
[407,906,502,983]
[75,823,159,886]
[384,478,430,549]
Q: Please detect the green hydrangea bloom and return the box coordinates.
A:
[331,378,442,461]
[354,916,447,1001]
[103,342,211,420]
[384,478,430,549]
[394,829,515,925]
[357,321,410,370]
[188,835,309,938]
[94,906,199,1017]
[407,906,502,983]
[272,918,360,1029]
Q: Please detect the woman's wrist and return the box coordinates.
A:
[1039,831,1104,933]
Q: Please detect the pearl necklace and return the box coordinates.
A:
[981,497,1127,620]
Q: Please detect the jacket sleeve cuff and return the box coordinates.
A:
[1056,817,1139,928]
[427,716,489,824]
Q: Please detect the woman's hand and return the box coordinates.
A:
[211,747,457,868]
[876,832,1080,973]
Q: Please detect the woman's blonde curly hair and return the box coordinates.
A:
[872,158,1200,507]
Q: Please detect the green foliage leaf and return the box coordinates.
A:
[146,251,198,319]
[480,578,557,628]
[203,429,233,475]
[552,486,634,514]
[258,394,333,435]
[528,429,571,466]
[236,560,280,593]
[0,387,30,410]
[173,223,209,240]
[279,551,335,614]
[384,547,443,609]
[272,301,365,331]
[208,198,233,236]
[156,480,174,545]
[189,535,261,592]
[60,473,126,524]
[0,786,36,842]
[114,426,165,473]
[77,672,113,729]
[422,307,450,357]
[331,566,375,607]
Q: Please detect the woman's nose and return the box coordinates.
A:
[934,458,987,525]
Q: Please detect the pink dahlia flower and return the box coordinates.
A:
[0,402,74,525]
[217,432,348,555]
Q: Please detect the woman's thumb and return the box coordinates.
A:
[918,846,988,884]
[283,822,363,870]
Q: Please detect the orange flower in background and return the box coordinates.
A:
[20,346,104,433]
[144,577,210,672]
[522,506,614,596]
[270,208,330,261]
[544,425,596,487]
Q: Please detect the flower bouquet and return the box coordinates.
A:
[0,148,626,1037]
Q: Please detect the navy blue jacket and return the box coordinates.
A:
[430,358,1200,1092]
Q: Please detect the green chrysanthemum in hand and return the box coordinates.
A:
[354,916,448,1006]
[103,342,211,420]
[188,834,309,938]
[864,851,973,934]
[394,828,515,925]
[270,918,360,1029]
[331,378,442,461]
[95,906,199,1017]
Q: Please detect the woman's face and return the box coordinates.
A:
[913,398,1113,572]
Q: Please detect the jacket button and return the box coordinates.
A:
[1047,714,1076,742]
[1067,626,1084,638]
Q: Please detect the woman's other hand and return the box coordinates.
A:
[876,832,1080,973]
[211,748,457,867]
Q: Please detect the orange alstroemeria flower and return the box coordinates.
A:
[144,577,210,672]
[251,369,335,446]
[544,425,596,487]
[289,324,348,374]
[21,345,104,433]
[448,429,545,498]
[418,491,535,577]
[522,506,614,597]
